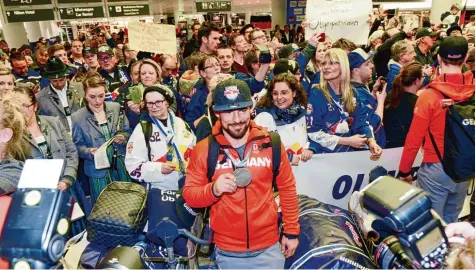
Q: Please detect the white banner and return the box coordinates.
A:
[304,0,372,45]
[292,147,473,218]
[128,21,177,55]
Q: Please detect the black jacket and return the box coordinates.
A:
[373,31,408,78]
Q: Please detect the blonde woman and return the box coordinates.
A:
[0,66,14,97]
[306,48,382,157]
[0,96,28,195]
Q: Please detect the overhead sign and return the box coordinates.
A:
[2,0,51,6]
[57,0,102,3]
[305,0,372,45]
[128,21,177,55]
[5,8,55,23]
[59,6,104,20]
[108,4,150,17]
[195,1,231,12]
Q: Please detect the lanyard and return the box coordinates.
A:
[35,117,53,159]
[223,146,253,169]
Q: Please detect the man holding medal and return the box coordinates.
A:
[183,79,300,269]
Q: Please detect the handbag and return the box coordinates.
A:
[87,182,147,247]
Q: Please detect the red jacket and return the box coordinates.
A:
[399,72,475,174]
[183,120,300,252]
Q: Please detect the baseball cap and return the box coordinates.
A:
[213,78,253,112]
[438,36,468,62]
[83,46,97,55]
[446,25,463,37]
[278,43,303,59]
[273,59,300,75]
[97,44,114,56]
[348,48,372,71]
[416,27,438,39]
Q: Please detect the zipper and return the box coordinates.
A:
[244,186,250,250]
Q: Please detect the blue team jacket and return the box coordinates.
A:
[306,84,373,153]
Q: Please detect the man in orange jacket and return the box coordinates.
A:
[398,36,474,223]
[183,78,300,269]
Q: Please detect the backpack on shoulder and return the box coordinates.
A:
[429,92,475,182]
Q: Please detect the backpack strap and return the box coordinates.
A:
[269,132,281,188]
[207,135,220,182]
[140,120,153,162]
[428,129,444,163]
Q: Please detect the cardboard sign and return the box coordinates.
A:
[305,0,372,45]
[128,21,177,55]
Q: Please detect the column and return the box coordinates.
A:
[174,0,184,26]
[271,0,286,28]
[39,21,52,39]
[430,0,463,25]
[0,10,28,48]
[24,22,43,43]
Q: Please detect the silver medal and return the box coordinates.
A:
[234,168,252,187]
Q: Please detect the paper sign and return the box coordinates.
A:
[18,159,65,189]
[305,0,372,45]
[128,21,177,55]
[94,137,115,170]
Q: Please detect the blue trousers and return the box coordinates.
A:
[214,242,285,269]
[417,162,470,223]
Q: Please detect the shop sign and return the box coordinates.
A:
[4,8,55,22]
[108,4,150,17]
[59,6,104,20]
[195,1,231,12]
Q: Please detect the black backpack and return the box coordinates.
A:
[429,92,475,182]
[206,132,282,187]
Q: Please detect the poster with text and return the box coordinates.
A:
[128,21,177,55]
[305,0,371,45]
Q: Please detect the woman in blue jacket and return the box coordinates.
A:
[72,72,131,204]
[306,48,382,158]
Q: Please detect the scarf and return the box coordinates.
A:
[270,101,306,126]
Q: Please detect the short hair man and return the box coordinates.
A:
[386,40,417,92]
[9,52,42,90]
[414,27,438,66]
[198,22,221,55]
[97,44,130,96]
[183,22,202,59]
[70,39,84,67]
[398,36,474,223]
[183,78,300,269]
[32,46,49,73]
[230,33,249,74]
[217,46,234,74]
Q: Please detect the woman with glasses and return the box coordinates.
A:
[306,48,382,157]
[255,73,317,165]
[72,72,131,204]
[125,85,195,257]
[184,55,221,131]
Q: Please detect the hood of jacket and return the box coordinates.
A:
[387,59,402,70]
[428,72,475,102]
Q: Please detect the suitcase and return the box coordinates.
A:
[87,182,147,247]
[0,189,72,268]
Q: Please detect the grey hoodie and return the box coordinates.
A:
[0,157,23,196]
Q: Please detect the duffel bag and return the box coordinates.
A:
[87,182,147,247]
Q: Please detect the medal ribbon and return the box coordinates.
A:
[223,146,253,169]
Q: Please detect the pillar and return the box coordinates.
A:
[173,0,184,26]
[39,21,52,39]
[271,0,286,28]
[0,10,28,48]
[430,0,463,25]
[24,22,43,43]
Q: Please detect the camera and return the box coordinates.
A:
[362,175,449,269]
[255,44,272,64]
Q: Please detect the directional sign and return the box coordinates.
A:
[108,4,150,18]
[57,0,102,3]
[3,0,51,6]
[5,8,55,23]
[195,1,231,12]
[59,6,104,20]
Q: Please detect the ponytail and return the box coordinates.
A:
[386,62,423,109]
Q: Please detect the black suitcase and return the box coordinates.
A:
[0,189,72,268]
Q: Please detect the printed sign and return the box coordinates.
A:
[196,1,231,12]
[128,21,177,55]
[287,0,306,24]
[59,6,104,20]
[108,4,150,17]
[2,0,51,6]
[5,8,55,23]
[305,0,372,45]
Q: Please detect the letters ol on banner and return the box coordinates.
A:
[292,147,423,210]
[128,21,177,55]
[305,0,372,45]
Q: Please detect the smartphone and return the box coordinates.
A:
[318,33,326,42]
[378,77,387,93]
[91,26,101,35]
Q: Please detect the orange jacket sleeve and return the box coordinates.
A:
[276,143,300,237]
[399,91,433,173]
[183,141,220,208]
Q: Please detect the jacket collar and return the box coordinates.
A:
[211,120,268,147]
[85,102,114,134]
[387,59,402,69]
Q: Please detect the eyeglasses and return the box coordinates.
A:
[163,67,178,73]
[321,61,340,67]
[204,63,220,70]
[252,35,266,41]
[146,100,166,108]
[98,55,112,62]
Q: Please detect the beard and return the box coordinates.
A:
[222,120,250,139]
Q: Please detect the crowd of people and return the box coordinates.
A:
[0,4,475,268]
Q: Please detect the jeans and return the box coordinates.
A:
[214,242,285,269]
[417,162,470,223]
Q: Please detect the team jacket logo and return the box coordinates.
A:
[307,104,313,115]
[224,85,239,100]
[215,157,271,170]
